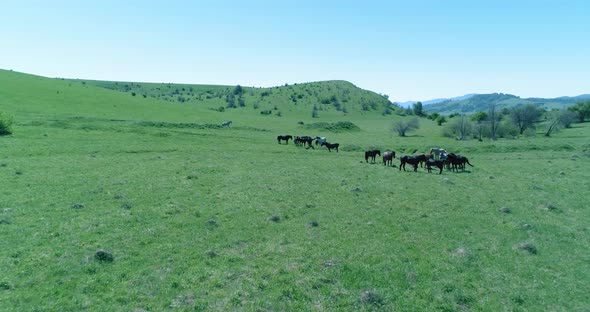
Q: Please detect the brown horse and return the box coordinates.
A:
[295,136,315,149]
[321,142,339,152]
[425,159,445,174]
[277,135,293,144]
[382,151,396,166]
[446,153,473,171]
[399,154,429,172]
[365,150,381,163]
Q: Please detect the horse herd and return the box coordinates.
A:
[277,135,340,152]
[278,135,473,174]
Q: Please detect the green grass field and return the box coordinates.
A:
[1,69,589,311]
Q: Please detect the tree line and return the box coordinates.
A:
[391,101,590,139]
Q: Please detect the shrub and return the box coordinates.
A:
[304,121,360,132]
[0,112,13,135]
[94,250,114,263]
[392,118,419,137]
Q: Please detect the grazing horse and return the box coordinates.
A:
[365,150,381,163]
[321,142,339,152]
[277,135,293,144]
[295,136,314,148]
[429,148,447,160]
[314,136,327,146]
[222,121,232,127]
[446,153,474,171]
[399,154,429,172]
[382,151,396,166]
[425,159,445,174]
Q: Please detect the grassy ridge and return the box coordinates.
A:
[1,69,589,311]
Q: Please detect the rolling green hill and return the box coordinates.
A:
[424,93,590,114]
[71,77,396,118]
[1,69,590,311]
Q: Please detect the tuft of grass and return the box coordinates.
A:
[308,220,319,227]
[0,281,12,290]
[359,289,384,307]
[206,218,218,227]
[538,203,558,211]
[94,250,114,263]
[499,207,511,214]
[268,214,281,222]
[71,203,84,209]
[517,242,538,254]
[205,250,218,258]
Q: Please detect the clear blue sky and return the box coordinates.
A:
[1,0,589,102]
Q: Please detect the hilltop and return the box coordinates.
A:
[69,76,396,118]
[423,93,590,114]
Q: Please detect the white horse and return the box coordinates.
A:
[222,121,232,127]
[429,148,446,160]
[314,136,327,146]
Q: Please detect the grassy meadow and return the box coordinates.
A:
[1,69,589,311]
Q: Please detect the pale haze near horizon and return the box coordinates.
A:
[1,0,588,102]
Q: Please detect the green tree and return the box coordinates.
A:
[412,102,425,117]
[233,85,243,96]
[471,111,487,141]
[471,111,487,123]
[312,105,319,118]
[568,101,590,122]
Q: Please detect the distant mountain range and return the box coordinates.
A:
[399,93,590,114]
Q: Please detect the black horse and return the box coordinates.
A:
[365,150,381,163]
[425,159,445,174]
[382,151,396,166]
[321,142,339,152]
[446,153,473,172]
[277,135,293,144]
[399,154,429,172]
[295,136,314,149]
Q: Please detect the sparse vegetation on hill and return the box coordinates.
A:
[76,78,397,117]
